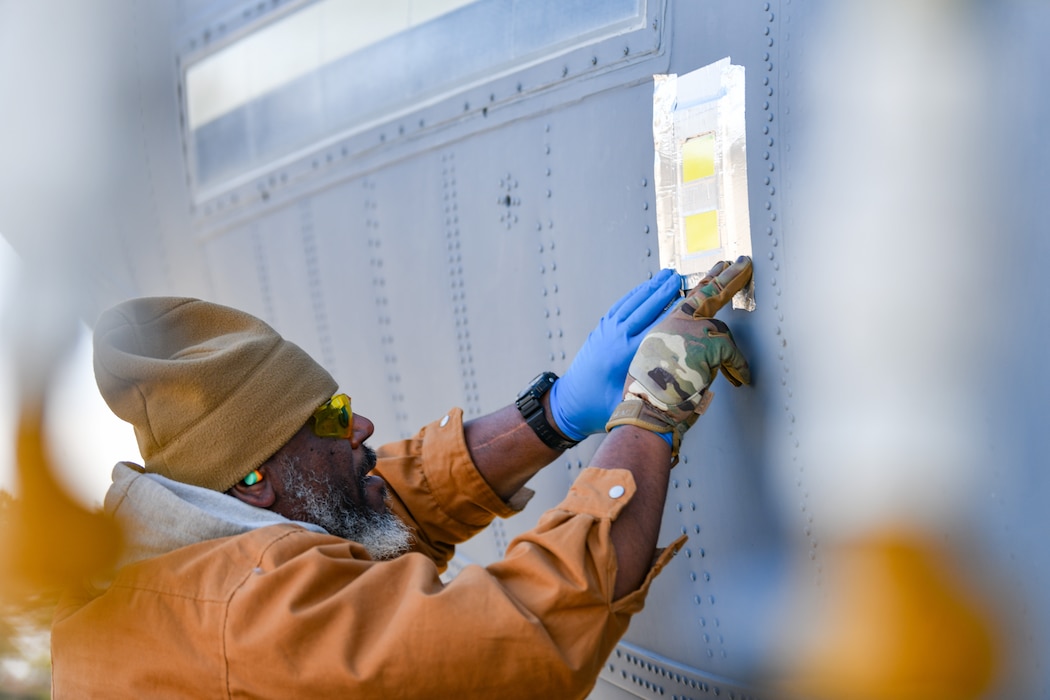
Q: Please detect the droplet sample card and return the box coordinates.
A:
[654,58,755,310]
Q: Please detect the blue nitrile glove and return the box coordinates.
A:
[549,269,682,441]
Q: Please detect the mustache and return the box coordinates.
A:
[361,444,377,475]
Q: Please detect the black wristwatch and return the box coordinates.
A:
[515,371,580,452]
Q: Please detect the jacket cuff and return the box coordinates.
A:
[612,534,688,613]
[421,408,533,525]
[554,467,688,612]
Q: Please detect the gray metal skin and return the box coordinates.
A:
[0,1,1046,698]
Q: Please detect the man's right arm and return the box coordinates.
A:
[595,256,754,597]
[589,424,673,599]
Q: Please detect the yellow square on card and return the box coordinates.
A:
[682,133,715,183]
[685,210,719,253]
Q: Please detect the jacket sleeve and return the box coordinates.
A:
[223,467,686,700]
[373,407,530,570]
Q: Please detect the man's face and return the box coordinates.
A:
[265,413,410,559]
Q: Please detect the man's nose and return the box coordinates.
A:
[349,414,374,448]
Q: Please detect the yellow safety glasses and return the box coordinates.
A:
[312,393,353,440]
[240,394,353,486]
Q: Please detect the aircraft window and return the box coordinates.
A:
[183,0,647,193]
[186,1,479,132]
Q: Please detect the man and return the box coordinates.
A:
[50,258,752,698]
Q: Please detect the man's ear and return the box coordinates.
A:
[228,469,276,509]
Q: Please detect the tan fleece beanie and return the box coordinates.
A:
[93,297,338,492]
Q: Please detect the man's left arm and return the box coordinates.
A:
[460,394,561,501]
[374,271,679,566]
[376,261,751,568]
[465,269,682,501]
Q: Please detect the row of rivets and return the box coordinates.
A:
[538,123,568,366]
[554,43,627,83]
[605,645,759,699]
[641,175,657,273]
[201,93,434,217]
[766,0,820,583]
[205,101,430,217]
[618,652,666,696]
[491,518,510,559]
[444,152,481,418]
[201,181,247,216]
[464,152,502,560]
[566,458,585,474]
[675,464,728,661]
[299,200,336,372]
[364,178,409,433]
[213,113,357,217]
[186,0,296,51]
[498,172,520,230]
[250,225,275,323]
[378,115,430,144]
[202,128,360,217]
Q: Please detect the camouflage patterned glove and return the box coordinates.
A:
[606,257,752,462]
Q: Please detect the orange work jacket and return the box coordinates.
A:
[51,408,683,698]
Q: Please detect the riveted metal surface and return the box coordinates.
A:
[195,0,791,692]
[769,0,828,605]
[601,641,762,700]
[443,152,484,420]
[295,177,402,436]
[8,0,1050,698]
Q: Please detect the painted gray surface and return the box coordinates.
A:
[1,1,1047,697]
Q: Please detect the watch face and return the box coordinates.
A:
[515,371,575,450]
[535,371,555,392]
[519,372,555,400]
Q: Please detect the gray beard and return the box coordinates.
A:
[278,452,412,560]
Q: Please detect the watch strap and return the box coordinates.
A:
[516,372,579,452]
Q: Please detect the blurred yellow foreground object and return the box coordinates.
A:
[0,398,122,599]
[783,532,998,700]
